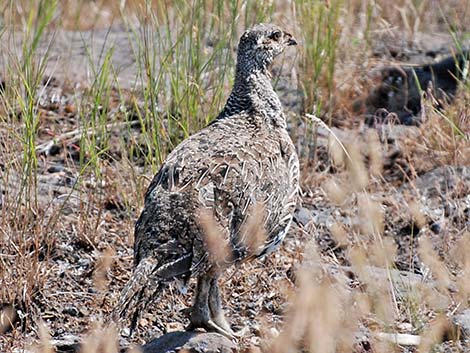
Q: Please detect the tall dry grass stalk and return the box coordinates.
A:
[357,193,384,237]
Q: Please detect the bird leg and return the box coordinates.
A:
[208,277,234,336]
[188,273,234,338]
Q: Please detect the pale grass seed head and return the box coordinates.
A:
[347,143,369,191]
[302,239,322,271]
[418,237,452,291]
[409,200,427,229]
[305,281,350,353]
[352,291,372,318]
[269,268,316,353]
[323,178,350,206]
[245,346,263,353]
[450,233,470,303]
[416,282,450,312]
[349,245,368,278]
[370,286,396,327]
[198,209,232,267]
[80,323,119,353]
[357,194,384,236]
[36,322,53,353]
[268,243,322,352]
[329,222,349,248]
[417,314,449,353]
[93,247,115,291]
[239,202,267,257]
[349,245,396,325]
[328,134,346,168]
[369,237,397,269]
[271,242,355,353]
[371,339,396,353]
[366,129,383,177]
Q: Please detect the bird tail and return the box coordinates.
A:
[111,257,161,332]
[111,253,193,333]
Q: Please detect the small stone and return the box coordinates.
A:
[48,144,62,156]
[47,164,64,173]
[62,305,82,317]
[294,207,312,226]
[430,222,441,234]
[121,327,131,337]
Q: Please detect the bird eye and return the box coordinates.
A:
[270,31,282,41]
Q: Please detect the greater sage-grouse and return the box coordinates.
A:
[113,23,299,337]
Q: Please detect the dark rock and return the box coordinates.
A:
[47,164,65,173]
[141,331,237,353]
[354,50,469,125]
[62,305,82,317]
[430,221,441,234]
[48,144,62,156]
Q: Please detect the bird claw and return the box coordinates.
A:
[186,312,236,339]
[206,319,236,338]
[186,320,234,339]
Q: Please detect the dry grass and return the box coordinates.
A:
[0,0,469,353]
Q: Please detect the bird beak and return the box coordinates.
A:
[285,33,297,46]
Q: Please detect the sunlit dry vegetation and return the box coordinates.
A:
[0,0,469,352]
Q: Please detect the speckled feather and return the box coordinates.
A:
[113,23,300,328]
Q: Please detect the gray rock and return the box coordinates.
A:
[50,334,81,353]
[141,331,237,353]
[411,166,470,199]
[303,263,437,299]
[294,206,313,226]
[453,309,470,341]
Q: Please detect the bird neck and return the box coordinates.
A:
[216,67,285,127]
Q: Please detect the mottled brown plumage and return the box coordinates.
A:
[113,23,299,337]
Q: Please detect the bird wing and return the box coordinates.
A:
[135,115,299,271]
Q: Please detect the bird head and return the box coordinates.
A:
[236,23,297,73]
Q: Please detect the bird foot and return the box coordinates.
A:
[187,310,235,338]
[210,314,236,337]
